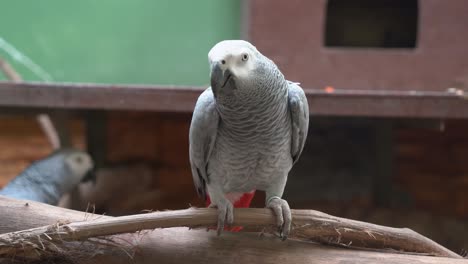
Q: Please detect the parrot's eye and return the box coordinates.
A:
[221,60,226,65]
[241,54,249,61]
[75,156,83,164]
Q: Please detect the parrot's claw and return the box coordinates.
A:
[267,197,291,240]
[215,202,234,236]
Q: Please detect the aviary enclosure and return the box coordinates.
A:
[0,1,468,263]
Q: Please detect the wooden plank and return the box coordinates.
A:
[0,81,467,118]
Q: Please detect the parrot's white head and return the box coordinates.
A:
[208,40,258,81]
[208,40,271,98]
[64,151,94,186]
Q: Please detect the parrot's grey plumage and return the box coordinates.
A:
[0,149,94,205]
[189,40,309,238]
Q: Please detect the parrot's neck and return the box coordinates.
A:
[216,65,288,113]
[215,82,289,135]
[214,60,290,134]
[45,162,79,197]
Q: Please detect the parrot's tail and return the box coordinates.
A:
[206,191,256,232]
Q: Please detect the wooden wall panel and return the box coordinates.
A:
[395,120,468,218]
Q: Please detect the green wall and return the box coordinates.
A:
[0,1,240,85]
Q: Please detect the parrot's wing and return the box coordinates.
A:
[189,87,219,199]
[0,165,56,204]
[287,81,309,164]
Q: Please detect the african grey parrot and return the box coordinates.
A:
[189,40,309,238]
[0,148,94,205]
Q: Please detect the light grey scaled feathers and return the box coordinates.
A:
[288,81,309,164]
[0,148,94,205]
[189,87,219,199]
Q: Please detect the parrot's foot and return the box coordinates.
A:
[211,202,234,236]
[267,196,291,240]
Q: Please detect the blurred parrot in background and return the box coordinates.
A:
[189,40,309,238]
[0,149,94,205]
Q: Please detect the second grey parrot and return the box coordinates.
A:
[189,40,309,238]
[0,149,94,205]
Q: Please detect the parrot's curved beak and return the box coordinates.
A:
[82,167,96,183]
[211,63,233,92]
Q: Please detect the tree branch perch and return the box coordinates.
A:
[0,196,460,260]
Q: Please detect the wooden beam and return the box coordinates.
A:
[0,81,467,118]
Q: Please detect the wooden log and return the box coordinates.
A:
[0,205,461,258]
[89,229,468,264]
[0,196,464,264]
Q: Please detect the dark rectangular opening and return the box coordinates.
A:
[324,0,418,48]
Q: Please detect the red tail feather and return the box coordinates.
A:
[206,191,256,232]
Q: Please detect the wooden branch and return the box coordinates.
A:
[35,113,62,150]
[0,57,21,81]
[0,196,460,260]
[0,196,465,264]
